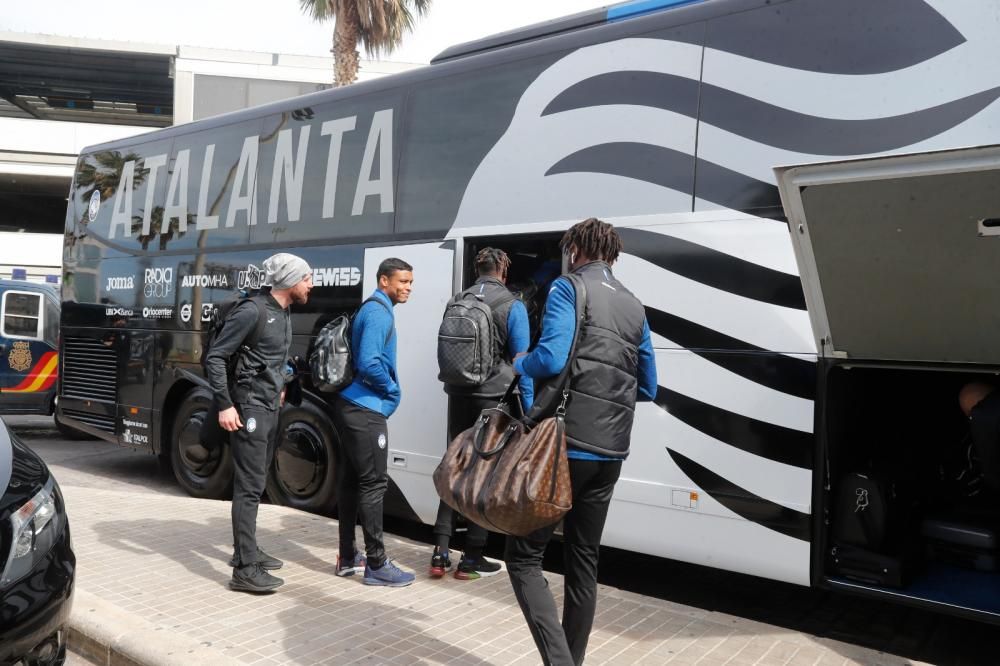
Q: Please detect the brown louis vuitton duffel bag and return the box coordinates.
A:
[433,388,572,537]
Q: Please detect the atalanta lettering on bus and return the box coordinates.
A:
[100,109,395,241]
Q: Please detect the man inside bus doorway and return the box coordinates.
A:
[207,253,313,594]
[507,219,657,666]
[332,258,417,587]
[431,247,534,580]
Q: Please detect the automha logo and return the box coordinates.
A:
[237,264,264,290]
[106,276,134,291]
[142,307,173,319]
[144,267,173,298]
[181,274,229,288]
[312,266,361,287]
[105,307,133,317]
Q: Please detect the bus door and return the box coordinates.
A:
[0,290,59,415]
[363,241,455,524]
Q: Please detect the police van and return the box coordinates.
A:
[0,280,59,417]
[56,0,1000,622]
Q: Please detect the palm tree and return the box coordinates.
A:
[298,0,431,87]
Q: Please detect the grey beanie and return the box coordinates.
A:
[263,253,311,290]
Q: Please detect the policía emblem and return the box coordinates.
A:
[246,417,257,433]
[8,341,31,372]
[377,433,387,449]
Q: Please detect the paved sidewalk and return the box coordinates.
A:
[62,484,925,666]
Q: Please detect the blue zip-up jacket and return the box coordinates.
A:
[340,289,400,417]
[514,275,657,460]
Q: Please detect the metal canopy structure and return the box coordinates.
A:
[0,40,173,127]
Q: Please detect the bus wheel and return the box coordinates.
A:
[267,400,337,516]
[170,390,233,500]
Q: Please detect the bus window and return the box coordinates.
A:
[2,292,42,340]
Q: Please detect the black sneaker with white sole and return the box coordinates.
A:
[454,555,502,580]
[229,546,283,570]
[230,563,284,593]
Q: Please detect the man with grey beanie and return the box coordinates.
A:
[205,252,313,593]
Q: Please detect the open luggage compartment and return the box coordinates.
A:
[821,364,1000,618]
[775,145,1000,621]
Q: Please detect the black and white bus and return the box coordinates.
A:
[58,0,1000,621]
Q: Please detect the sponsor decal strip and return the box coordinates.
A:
[4,352,59,393]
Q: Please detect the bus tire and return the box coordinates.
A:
[266,399,338,516]
[170,389,234,500]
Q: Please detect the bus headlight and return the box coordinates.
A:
[1,478,62,586]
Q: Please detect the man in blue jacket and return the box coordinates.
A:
[507,218,657,665]
[332,257,416,587]
[430,247,534,580]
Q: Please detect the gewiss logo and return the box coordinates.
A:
[106,276,134,291]
[144,267,173,298]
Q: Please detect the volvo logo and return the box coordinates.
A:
[144,267,173,299]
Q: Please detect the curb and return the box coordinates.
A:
[69,589,241,666]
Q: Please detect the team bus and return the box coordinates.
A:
[58,0,1000,621]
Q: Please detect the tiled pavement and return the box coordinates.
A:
[62,484,925,666]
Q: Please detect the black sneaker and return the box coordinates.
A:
[229,547,283,570]
[429,551,452,578]
[454,555,502,580]
[229,563,284,593]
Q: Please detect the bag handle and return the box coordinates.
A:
[472,412,519,458]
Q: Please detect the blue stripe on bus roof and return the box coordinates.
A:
[607,0,705,21]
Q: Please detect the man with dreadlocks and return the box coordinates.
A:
[431,247,534,580]
[506,218,657,666]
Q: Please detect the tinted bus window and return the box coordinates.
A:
[251,91,403,246]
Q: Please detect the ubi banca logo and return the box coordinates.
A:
[144,267,173,298]
[106,275,134,291]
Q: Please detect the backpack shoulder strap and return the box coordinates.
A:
[242,297,267,349]
[357,296,393,345]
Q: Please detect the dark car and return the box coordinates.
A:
[0,417,74,664]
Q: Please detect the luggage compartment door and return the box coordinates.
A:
[775,145,1000,365]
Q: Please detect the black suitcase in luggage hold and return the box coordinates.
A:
[921,516,1000,572]
[827,471,917,588]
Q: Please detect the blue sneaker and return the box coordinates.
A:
[335,551,366,577]
[363,559,415,587]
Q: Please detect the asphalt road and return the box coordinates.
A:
[8,415,998,666]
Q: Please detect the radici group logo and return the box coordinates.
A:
[144,267,173,298]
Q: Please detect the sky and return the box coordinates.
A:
[2,0,611,64]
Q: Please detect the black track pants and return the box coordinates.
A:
[505,459,622,666]
[333,397,390,569]
[432,394,496,555]
[231,405,280,567]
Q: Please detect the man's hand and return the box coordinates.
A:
[219,406,243,432]
[280,389,286,407]
[513,352,527,375]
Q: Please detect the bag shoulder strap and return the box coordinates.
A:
[522,273,587,426]
[243,296,268,349]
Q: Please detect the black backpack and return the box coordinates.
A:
[833,471,895,551]
[201,293,267,380]
[436,287,515,387]
[309,297,391,393]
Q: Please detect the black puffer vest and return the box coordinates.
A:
[558,262,645,458]
[444,277,518,399]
